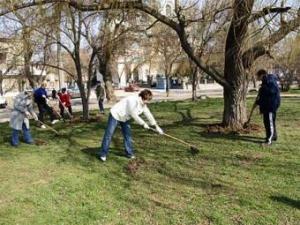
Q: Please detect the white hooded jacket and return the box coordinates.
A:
[110,95,157,126]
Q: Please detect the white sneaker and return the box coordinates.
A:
[41,125,46,129]
[51,119,59,125]
[129,155,135,159]
[100,156,106,162]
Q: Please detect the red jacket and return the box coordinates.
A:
[58,92,71,107]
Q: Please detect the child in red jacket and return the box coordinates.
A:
[58,88,72,118]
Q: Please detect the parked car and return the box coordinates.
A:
[0,95,7,108]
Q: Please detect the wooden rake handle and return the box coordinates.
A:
[57,97,73,118]
[37,120,59,135]
[149,127,193,147]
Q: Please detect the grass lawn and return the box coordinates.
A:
[0,97,299,225]
[287,88,300,94]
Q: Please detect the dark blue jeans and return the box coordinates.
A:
[98,99,104,112]
[11,123,33,146]
[99,114,134,157]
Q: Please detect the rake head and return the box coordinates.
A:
[190,146,200,155]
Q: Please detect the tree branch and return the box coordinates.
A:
[0,0,228,87]
[243,10,300,68]
[33,62,75,78]
[248,7,291,23]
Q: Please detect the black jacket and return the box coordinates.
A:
[256,74,280,113]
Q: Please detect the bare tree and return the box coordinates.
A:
[273,34,300,91]
[1,0,299,130]
[148,23,182,96]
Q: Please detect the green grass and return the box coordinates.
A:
[0,98,299,225]
[287,88,300,94]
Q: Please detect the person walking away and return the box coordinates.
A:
[248,69,281,146]
[10,91,38,146]
[58,88,72,118]
[95,81,105,114]
[34,82,59,128]
[98,89,164,162]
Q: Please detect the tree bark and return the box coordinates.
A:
[165,74,170,97]
[75,57,90,120]
[99,58,116,102]
[222,81,248,130]
[0,76,3,95]
[192,66,198,101]
[222,0,254,129]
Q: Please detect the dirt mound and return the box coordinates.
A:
[35,139,48,146]
[70,116,102,124]
[125,158,146,176]
[206,123,262,134]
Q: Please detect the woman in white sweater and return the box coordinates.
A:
[98,89,163,161]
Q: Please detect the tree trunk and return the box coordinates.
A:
[24,62,35,89]
[192,66,197,101]
[165,74,170,97]
[0,70,3,95]
[252,76,257,89]
[222,0,254,129]
[222,84,248,130]
[77,79,90,121]
[75,54,90,120]
[223,61,250,130]
[104,80,116,102]
[99,56,116,102]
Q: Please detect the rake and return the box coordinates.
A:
[149,127,200,155]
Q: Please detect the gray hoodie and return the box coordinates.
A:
[10,92,36,130]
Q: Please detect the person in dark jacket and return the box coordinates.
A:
[251,69,281,145]
[34,82,59,128]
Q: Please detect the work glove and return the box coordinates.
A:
[155,125,164,135]
[33,113,39,121]
[25,111,31,118]
[143,123,150,129]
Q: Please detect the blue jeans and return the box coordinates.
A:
[99,114,134,157]
[11,123,33,146]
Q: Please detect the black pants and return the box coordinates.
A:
[59,104,72,118]
[263,112,277,144]
[98,99,104,112]
[37,102,56,123]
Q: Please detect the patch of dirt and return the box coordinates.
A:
[233,153,264,167]
[241,123,262,134]
[236,153,264,162]
[70,116,102,124]
[35,139,48,146]
[125,158,146,176]
[205,123,262,134]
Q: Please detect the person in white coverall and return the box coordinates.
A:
[98,89,164,161]
[10,91,38,146]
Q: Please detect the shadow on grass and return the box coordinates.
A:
[81,147,99,158]
[151,166,229,192]
[270,195,300,209]
[199,131,264,144]
[81,147,129,159]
